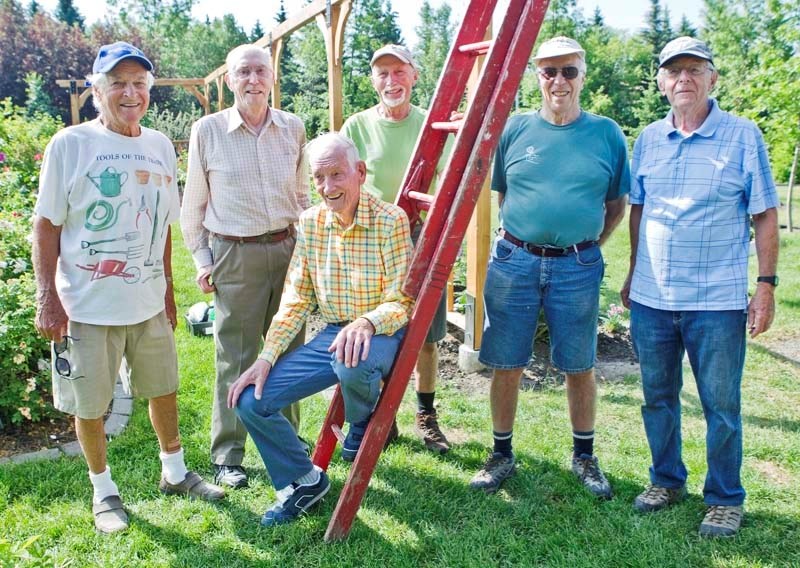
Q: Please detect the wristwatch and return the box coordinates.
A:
[756,275,779,287]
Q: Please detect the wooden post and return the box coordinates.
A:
[271,37,285,110]
[787,141,798,233]
[216,75,226,111]
[463,28,491,351]
[69,80,80,125]
[316,0,351,131]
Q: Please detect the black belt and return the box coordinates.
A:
[212,226,293,244]
[502,230,596,257]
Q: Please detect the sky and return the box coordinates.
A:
[38,0,704,46]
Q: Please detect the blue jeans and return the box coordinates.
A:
[630,301,747,506]
[236,324,404,489]
[480,236,604,372]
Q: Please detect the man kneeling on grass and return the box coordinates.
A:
[227,132,413,527]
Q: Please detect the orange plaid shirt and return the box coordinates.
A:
[259,189,414,364]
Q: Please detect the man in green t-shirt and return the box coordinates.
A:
[341,44,450,454]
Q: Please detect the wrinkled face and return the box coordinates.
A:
[310,147,366,223]
[94,60,150,134]
[226,50,274,114]
[537,54,585,117]
[370,56,418,109]
[657,56,717,113]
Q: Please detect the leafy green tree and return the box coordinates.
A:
[290,23,329,137]
[55,0,84,30]
[413,0,453,108]
[24,71,58,117]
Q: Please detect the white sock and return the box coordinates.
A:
[160,448,189,485]
[294,465,321,487]
[89,466,119,503]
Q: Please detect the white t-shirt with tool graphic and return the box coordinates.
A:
[36,119,180,325]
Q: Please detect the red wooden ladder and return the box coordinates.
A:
[312,0,551,541]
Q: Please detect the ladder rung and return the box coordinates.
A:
[407,191,434,207]
[458,40,493,55]
[431,120,463,132]
[331,424,346,444]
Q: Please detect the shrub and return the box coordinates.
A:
[0,100,62,427]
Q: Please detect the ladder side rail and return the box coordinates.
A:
[394,0,499,222]
[403,0,532,297]
[324,0,550,542]
[311,384,346,470]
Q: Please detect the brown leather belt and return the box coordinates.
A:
[212,226,292,244]
[502,230,596,257]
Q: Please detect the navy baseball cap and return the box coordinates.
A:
[93,41,153,74]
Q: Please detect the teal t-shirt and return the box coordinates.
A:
[492,110,630,247]
[341,105,448,203]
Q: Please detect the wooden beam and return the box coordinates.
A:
[271,37,285,110]
[182,85,209,114]
[204,0,348,85]
[317,0,351,131]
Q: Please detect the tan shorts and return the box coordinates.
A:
[52,311,179,419]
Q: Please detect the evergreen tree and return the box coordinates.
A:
[641,0,672,62]
[290,23,329,137]
[24,71,58,117]
[413,0,453,108]
[271,0,300,111]
[55,0,84,30]
[0,0,30,105]
[676,15,697,37]
[251,19,264,42]
[27,0,39,17]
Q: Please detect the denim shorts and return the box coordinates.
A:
[479,236,604,372]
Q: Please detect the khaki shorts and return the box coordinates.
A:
[52,311,178,419]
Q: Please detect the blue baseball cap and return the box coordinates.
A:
[659,37,714,67]
[93,41,153,74]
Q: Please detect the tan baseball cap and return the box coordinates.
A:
[370,44,417,69]
[532,36,585,62]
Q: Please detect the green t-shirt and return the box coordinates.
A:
[341,105,448,203]
[492,110,630,247]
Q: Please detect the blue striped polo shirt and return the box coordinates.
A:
[630,99,779,311]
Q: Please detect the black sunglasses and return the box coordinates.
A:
[538,66,581,80]
[53,335,80,379]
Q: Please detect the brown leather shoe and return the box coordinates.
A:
[415,411,450,454]
[159,471,225,501]
[93,495,129,534]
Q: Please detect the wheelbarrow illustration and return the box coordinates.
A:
[76,259,141,284]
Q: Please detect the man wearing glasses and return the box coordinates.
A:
[621,37,779,537]
[471,37,629,498]
[33,41,223,534]
[181,44,309,490]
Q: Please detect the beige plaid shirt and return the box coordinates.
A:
[181,107,311,269]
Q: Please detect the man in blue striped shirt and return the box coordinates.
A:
[621,37,779,538]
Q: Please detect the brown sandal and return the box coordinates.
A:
[159,471,225,501]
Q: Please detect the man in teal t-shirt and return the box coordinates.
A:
[341,44,451,455]
[470,37,630,499]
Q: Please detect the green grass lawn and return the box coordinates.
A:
[1,207,799,567]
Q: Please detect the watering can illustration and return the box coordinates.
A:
[86,167,128,197]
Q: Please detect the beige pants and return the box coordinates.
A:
[53,311,178,420]
[210,234,304,466]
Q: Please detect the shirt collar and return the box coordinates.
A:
[324,189,373,231]
[661,98,722,138]
[225,106,288,134]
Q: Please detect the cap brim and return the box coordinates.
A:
[659,51,713,67]
[532,48,585,62]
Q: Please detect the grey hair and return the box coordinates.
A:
[305,132,361,170]
[226,44,273,73]
[89,70,155,113]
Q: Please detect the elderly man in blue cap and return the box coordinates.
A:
[622,36,779,537]
[32,41,223,534]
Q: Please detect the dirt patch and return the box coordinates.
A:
[751,459,794,487]
[0,415,76,459]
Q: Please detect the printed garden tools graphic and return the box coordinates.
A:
[75,259,141,283]
[87,244,144,260]
[81,231,141,249]
[86,167,128,197]
[144,190,160,267]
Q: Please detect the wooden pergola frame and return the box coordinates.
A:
[55,0,488,359]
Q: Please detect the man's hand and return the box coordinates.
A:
[748,284,775,338]
[165,280,177,330]
[620,272,633,309]
[228,359,272,408]
[196,265,215,293]
[328,318,375,368]
[35,292,68,342]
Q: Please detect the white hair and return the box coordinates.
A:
[89,69,155,113]
[305,133,361,170]
[226,44,273,73]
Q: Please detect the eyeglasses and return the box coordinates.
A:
[232,66,271,79]
[53,336,81,379]
[538,66,581,80]
[661,65,711,78]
